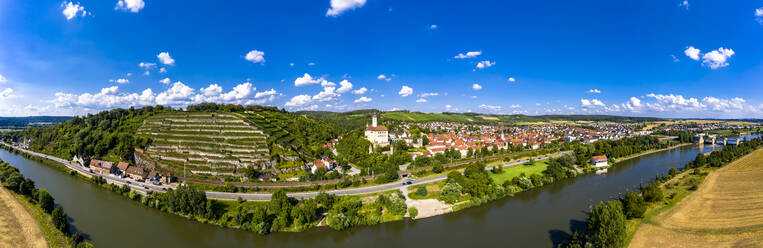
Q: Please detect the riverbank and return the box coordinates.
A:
[0,187,47,248]
[628,148,763,247]
[613,143,693,164]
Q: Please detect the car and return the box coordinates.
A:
[161,187,167,191]
[143,186,149,190]
[126,181,131,184]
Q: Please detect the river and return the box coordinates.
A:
[0,135,757,248]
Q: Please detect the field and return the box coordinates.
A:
[489,161,549,183]
[0,188,47,248]
[629,149,763,247]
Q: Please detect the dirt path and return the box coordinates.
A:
[0,188,47,248]
[401,186,452,219]
[629,149,763,248]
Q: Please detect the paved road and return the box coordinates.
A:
[208,151,572,200]
[1,143,168,195]
[3,142,570,201]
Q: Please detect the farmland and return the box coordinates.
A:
[629,149,763,247]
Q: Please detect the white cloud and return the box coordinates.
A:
[320,80,335,87]
[308,62,316,66]
[352,87,367,94]
[756,7,763,24]
[454,51,481,59]
[201,84,223,97]
[701,47,734,69]
[354,96,372,103]
[507,77,516,83]
[159,67,167,73]
[156,82,194,105]
[0,88,18,100]
[289,62,295,67]
[399,86,413,97]
[110,78,129,84]
[679,0,689,10]
[476,60,495,69]
[479,104,501,111]
[588,89,601,94]
[377,74,391,82]
[418,92,439,98]
[509,104,521,108]
[672,54,680,63]
[445,104,455,111]
[62,2,87,20]
[416,98,427,103]
[684,46,701,61]
[0,74,7,83]
[312,86,338,102]
[336,80,353,93]
[219,83,255,101]
[157,52,175,65]
[429,24,438,30]
[629,97,642,107]
[285,94,312,107]
[116,0,145,13]
[326,0,366,17]
[244,50,265,64]
[581,99,605,107]
[294,73,323,86]
[472,83,483,90]
[255,89,277,98]
[159,78,171,84]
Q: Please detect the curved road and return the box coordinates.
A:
[2,142,570,201]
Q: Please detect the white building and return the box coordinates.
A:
[364,113,389,147]
[591,155,608,167]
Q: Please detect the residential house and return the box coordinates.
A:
[311,157,337,173]
[591,155,608,167]
[117,162,129,175]
[125,166,146,180]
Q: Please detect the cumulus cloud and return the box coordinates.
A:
[476,60,495,69]
[479,104,501,111]
[377,74,391,82]
[255,89,277,98]
[62,2,88,20]
[445,104,455,111]
[418,92,439,98]
[684,46,700,61]
[159,78,171,84]
[116,0,145,13]
[336,80,353,93]
[326,0,366,16]
[285,95,312,107]
[294,73,323,86]
[0,74,7,83]
[156,82,194,105]
[507,77,516,83]
[244,50,265,64]
[679,0,689,10]
[157,52,175,65]
[109,78,129,84]
[354,96,372,103]
[509,104,521,109]
[352,87,367,94]
[416,98,427,103]
[588,89,601,93]
[429,24,438,30]
[399,86,413,97]
[581,99,605,107]
[201,84,223,97]
[0,88,18,100]
[159,67,167,73]
[757,7,763,23]
[701,47,734,69]
[312,86,338,102]
[454,51,481,59]
[472,83,482,90]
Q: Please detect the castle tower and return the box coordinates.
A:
[372,112,378,127]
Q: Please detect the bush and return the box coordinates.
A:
[415,186,427,197]
[432,165,444,174]
[408,207,418,219]
[622,191,646,219]
[37,189,55,214]
[642,182,663,202]
[52,206,69,235]
[516,176,533,190]
[438,181,463,204]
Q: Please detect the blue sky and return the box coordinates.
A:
[0,0,762,118]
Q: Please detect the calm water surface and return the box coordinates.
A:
[1,135,757,248]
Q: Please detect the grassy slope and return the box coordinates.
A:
[10,191,70,248]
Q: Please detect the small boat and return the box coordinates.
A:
[595,168,608,174]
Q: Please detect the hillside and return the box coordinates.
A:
[136,112,271,175]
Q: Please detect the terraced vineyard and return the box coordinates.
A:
[136,112,271,175]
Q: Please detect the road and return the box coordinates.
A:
[2,142,570,201]
[208,151,572,200]
[1,142,168,195]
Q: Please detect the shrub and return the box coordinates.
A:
[408,207,418,219]
[642,182,663,202]
[432,165,444,174]
[415,186,427,197]
[37,189,55,214]
[438,181,463,204]
[622,191,646,219]
[52,206,69,235]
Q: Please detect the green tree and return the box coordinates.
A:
[622,191,646,219]
[408,207,418,219]
[586,201,626,248]
[37,189,55,214]
[642,182,663,202]
[438,181,463,204]
[326,211,350,230]
[52,206,69,235]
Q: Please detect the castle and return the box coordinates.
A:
[364,113,389,147]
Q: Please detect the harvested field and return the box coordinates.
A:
[629,149,763,248]
[0,188,47,248]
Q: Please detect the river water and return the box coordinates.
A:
[0,135,757,248]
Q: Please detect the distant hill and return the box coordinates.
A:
[300,109,666,131]
[0,116,72,129]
